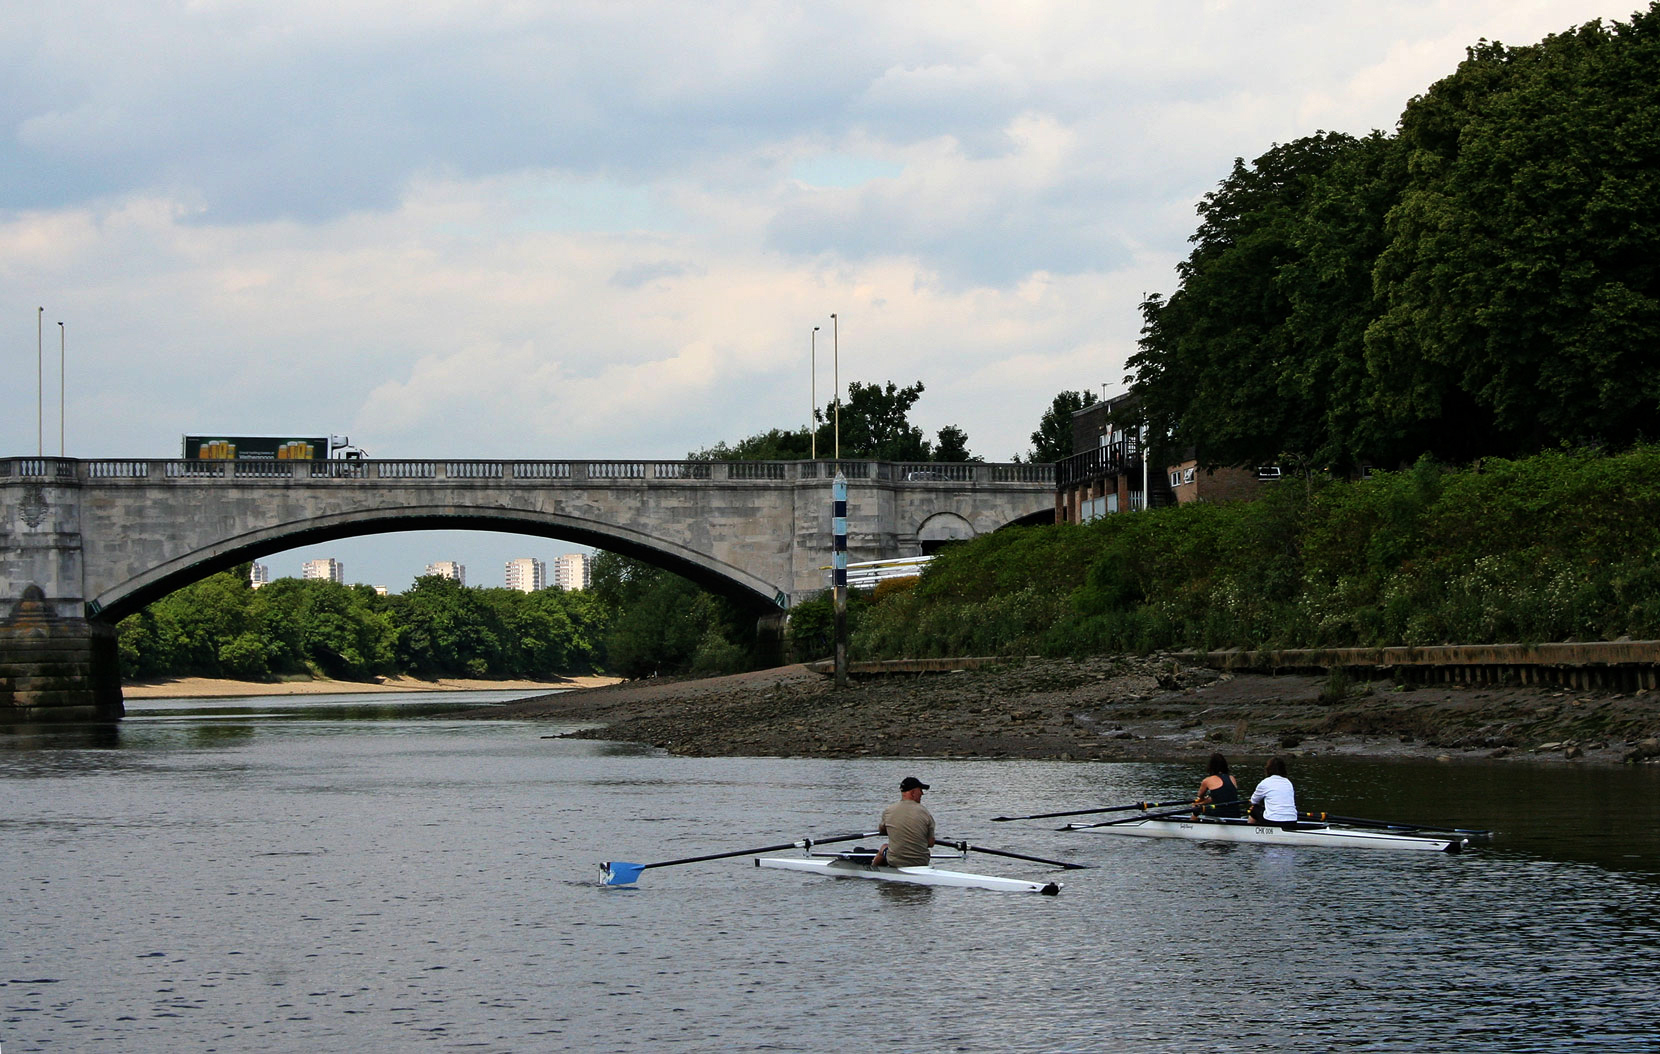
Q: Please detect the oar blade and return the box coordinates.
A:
[600,861,646,886]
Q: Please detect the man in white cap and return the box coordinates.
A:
[872,776,936,867]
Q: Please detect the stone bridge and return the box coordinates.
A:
[1,455,1054,720]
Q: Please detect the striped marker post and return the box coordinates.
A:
[832,471,848,688]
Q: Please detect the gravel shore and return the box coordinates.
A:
[454,655,1660,765]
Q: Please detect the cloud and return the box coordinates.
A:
[3,0,1641,477]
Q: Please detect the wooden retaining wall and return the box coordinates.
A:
[1173,641,1660,692]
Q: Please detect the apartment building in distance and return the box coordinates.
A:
[505,558,546,593]
[553,552,591,592]
[301,558,344,583]
[249,562,270,589]
[425,561,466,586]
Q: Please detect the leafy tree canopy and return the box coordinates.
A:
[687,379,976,463]
[688,428,812,462]
[1131,3,1660,470]
[1028,390,1099,462]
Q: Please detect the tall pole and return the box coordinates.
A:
[58,321,65,456]
[1141,422,1149,510]
[57,322,64,454]
[830,313,840,460]
[832,471,848,689]
[810,326,819,461]
[37,306,44,455]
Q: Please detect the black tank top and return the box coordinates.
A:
[1206,774,1242,819]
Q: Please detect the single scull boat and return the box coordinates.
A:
[756,849,1062,894]
[1068,815,1469,853]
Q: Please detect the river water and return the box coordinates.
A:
[3,691,1658,1053]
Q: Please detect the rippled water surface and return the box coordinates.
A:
[3,693,1658,1052]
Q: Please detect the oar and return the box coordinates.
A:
[990,799,1193,822]
[1064,803,1225,830]
[1300,812,1493,839]
[600,831,877,886]
[935,838,1094,870]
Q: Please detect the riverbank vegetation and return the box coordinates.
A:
[818,447,1660,661]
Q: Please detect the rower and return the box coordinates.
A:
[1248,757,1299,827]
[1194,752,1243,819]
[872,776,936,867]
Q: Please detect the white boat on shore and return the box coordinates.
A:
[1068,815,1470,853]
[756,852,1063,894]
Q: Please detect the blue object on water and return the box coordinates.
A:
[601,862,645,886]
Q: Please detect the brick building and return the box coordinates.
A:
[1055,392,1275,521]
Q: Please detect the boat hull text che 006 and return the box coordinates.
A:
[1069,817,1469,853]
[756,855,1062,894]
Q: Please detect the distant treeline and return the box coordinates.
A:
[837,448,1660,659]
[117,551,762,683]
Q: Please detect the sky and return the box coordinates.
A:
[2,0,1638,591]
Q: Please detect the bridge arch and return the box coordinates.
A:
[915,512,976,554]
[89,505,784,623]
[4,456,1056,720]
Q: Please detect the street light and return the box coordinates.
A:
[58,321,65,456]
[37,307,43,456]
[830,313,839,460]
[810,325,819,461]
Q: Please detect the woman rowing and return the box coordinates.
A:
[1193,752,1243,819]
[1248,756,1298,827]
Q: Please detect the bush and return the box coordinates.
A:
[850,445,1660,659]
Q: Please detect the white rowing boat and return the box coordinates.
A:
[756,852,1062,894]
[1068,816,1468,853]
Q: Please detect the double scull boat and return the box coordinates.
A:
[1068,815,1470,853]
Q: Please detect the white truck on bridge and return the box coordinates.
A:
[182,434,367,460]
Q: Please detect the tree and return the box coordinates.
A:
[1134,5,1660,470]
[818,380,931,460]
[1028,391,1098,462]
[1129,131,1371,471]
[389,575,502,677]
[932,424,978,463]
[1367,7,1660,458]
[589,552,753,677]
[688,428,812,461]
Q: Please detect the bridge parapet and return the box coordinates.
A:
[3,458,1055,486]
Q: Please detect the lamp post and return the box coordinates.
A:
[58,321,65,456]
[810,325,819,461]
[830,312,839,460]
[37,306,44,455]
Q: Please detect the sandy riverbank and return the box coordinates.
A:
[123,674,622,699]
[445,655,1660,765]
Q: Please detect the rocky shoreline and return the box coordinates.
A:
[455,655,1660,765]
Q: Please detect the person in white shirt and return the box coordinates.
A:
[1249,757,1298,826]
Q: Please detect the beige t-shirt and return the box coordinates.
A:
[879,799,936,867]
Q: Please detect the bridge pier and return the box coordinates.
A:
[1,586,125,722]
[2,462,124,721]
